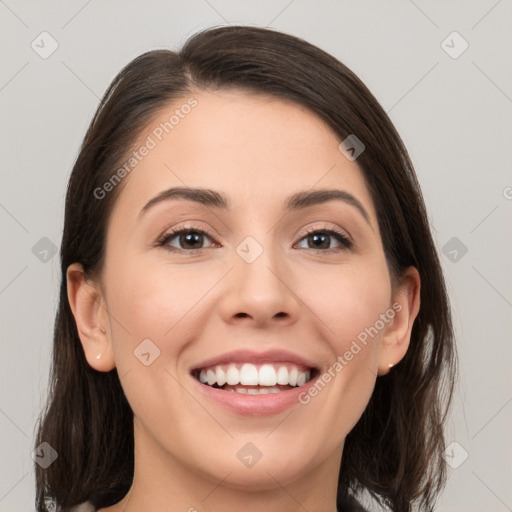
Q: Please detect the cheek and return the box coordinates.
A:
[101,258,204,422]
[105,257,207,338]
[304,261,391,349]
[296,263,390,421]
[102,254,212,378]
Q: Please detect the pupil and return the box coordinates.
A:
[182,232,202,249]
[310,233,328,249]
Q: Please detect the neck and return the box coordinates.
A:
[111,421,343,512]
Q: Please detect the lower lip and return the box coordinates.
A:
[191,375,318,417]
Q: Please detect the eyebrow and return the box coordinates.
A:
[139,186,372,226]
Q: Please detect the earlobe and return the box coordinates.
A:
[66,263,116,372]
[377,266,421,376]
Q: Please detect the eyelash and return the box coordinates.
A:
[156,224,353,254]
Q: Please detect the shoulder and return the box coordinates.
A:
[69,502,96,512]
[338,493,371,512]
[68,497,370,512]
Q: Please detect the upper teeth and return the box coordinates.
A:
[197,363,311,387]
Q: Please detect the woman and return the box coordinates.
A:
[34,25,457,512]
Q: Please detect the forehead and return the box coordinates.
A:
[111,89,376,222]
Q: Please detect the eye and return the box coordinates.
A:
[157,225,217,252]
[157,224,353,253]
[295,226,352,252]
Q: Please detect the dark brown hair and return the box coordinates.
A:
[34,25,457,512]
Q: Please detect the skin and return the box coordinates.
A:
[67,89,420,512]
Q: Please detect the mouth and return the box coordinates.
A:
[189,349,320,415]
[191,362,318,395]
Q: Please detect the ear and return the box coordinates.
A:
[66,262,116,372]
[377,266,421,376]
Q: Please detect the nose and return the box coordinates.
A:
[218,238,302,329]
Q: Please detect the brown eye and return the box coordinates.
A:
[296,228,352,251]
[158,227,216,252]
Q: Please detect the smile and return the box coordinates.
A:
[189,349,320,415]
[192,362,315,394]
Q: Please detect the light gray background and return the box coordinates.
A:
[1,1,511,511]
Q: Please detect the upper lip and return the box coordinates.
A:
[190,349,318,372]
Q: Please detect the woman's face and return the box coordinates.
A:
[71,89,419,496]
